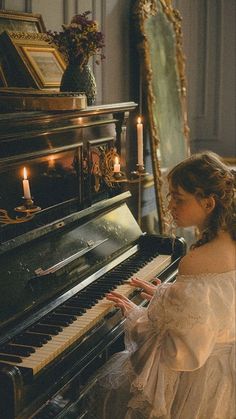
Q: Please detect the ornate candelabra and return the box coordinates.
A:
[0,197,41,225]
[102,149,148,226]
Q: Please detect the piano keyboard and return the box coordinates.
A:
[0,252,171,375]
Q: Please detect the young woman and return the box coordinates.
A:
[89,151,236,419]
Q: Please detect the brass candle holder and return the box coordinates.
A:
[15,197,41,214]
[0,197,41,225]
[130,164,149,226]
[112,171,127,182]
[131,164,147,177]
[111,163,149,226]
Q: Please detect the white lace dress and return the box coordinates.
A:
[88,271,236,419]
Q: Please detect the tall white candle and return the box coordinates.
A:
[23,167,32,200]
[137,117,143,166]
[113,156,120,173]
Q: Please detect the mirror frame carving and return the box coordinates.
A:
[133,0,190,234]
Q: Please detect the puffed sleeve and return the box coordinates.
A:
[148,279,219,370]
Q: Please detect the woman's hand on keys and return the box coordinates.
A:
[106,291,137,316]
[129,277,161,301]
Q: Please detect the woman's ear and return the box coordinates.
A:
[204,196,216,214]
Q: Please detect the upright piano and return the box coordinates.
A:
[0,103,186,419]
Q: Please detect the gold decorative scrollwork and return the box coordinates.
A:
[0,208,35,224]
[7,31,49,41]
[102,148,121,187]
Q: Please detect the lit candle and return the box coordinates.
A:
[137,117,143,166]
[22,167,32,200]
[113,156,120,173]
[48,156,55,169]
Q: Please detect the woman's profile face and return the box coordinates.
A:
[168,183,208,230]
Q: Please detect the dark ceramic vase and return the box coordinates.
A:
[60,63,97,105]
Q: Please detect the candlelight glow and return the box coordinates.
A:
[113,156,120,173]
[137,117,142,124]
[48,156,55,168]
[22,167,31,200]
[23,167,28,180]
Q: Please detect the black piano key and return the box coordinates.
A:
[12,334,45,347]
[69,298,96,308]
[104,273,127,280]
[74,296,97,304]
[40,318,70,327]
[29,324,63,335]
[89,284,115,292]
[62,301,87,312]
[55,306,84,316]
[0,344,34,357]
[51,313,77,322]
[40,313,75,327]
[26,332,52,341]
[112,268,135,274]
[85,291,106,298]
[100,278,124,285]
[0,353,22,363]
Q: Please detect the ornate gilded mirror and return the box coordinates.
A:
[133,0,190,234]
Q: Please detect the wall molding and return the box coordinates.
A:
[26,0,32,13]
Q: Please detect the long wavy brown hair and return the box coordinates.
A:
[167,151,236,248]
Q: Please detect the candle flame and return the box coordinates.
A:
[48,156,55,168]
[23,167,28,180]
[137,117,142,124]
[114,156,119,165]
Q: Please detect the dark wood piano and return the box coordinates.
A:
[0,103,186,419]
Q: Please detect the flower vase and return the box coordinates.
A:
[60,63,97,105]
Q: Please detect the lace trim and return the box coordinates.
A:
[147,281,216,331]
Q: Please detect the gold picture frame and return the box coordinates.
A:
[0,10,46,34]
[0,31,66,89]
[21,46,66,87]
[133,0,190,234]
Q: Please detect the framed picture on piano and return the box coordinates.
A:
[87,137,116,204]
[0,10,46,34]
[0,31,66,89]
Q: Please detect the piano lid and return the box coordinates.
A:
[0,192,142,331]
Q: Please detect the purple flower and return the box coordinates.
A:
[47,11,105,67]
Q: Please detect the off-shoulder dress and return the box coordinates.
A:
[88,271,236,419]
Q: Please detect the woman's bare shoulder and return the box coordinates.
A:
[178,235,236,275]
[178,248,207,275]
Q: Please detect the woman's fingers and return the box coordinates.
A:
[140,292,152,301]
[107,290,130,302]
[105,277,162,313]
[129,277,161,295]
[106,292,136,315]
[153,278,161,285]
